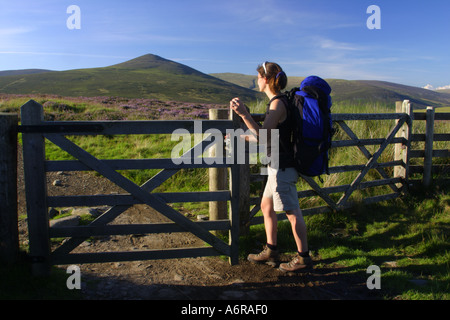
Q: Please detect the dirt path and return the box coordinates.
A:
[16,151,378,300]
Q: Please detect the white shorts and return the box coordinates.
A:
[262,166,300,212]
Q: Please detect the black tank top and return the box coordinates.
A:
[265,95,296,169]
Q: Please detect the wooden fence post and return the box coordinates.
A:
[208,109,228,229]
[394,100,413,191]
[228,110,240,265]
[229,110,250,236]
[21,100,51,276]
[423,106,435,187]
[0,113,19,265]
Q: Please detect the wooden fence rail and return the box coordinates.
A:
[0,99,448,275]
[17,100,243,275]
[216,100,448,229]
[242,102,413,227]
[409,106,450,187]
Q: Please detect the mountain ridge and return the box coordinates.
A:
[0,69,55,77]
[0,54,260,104]
[211,73,450,108]
[1,54,449,107]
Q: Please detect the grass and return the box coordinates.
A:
[1,93,448,299]
[240,185,450,300]
[0,253,82,299]
[3,185,446,300]
[0,54,259,104]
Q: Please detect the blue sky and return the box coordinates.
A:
[0,0,449,89]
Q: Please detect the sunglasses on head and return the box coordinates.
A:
[262,61,268,75]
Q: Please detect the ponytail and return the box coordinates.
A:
[257,62,287,92]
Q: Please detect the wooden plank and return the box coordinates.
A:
[20,119,233,135]
[253,112,411,122]
[410,164,450,174]
[412,133,450,142]
[336,120,400,193]
[394,101,413,190]
[248,177,403,210]
[413,112,450,121]
[410,149,449,158]
[337,117,406,208]
[51,247,222,265]
[332,113,406,121]
[331,137,404,148]
[49,220,231,238]
[208,109,229,226]
[361,192,400,204]
[434,149,449,158]
[228,110,241,265]
[46,158,230,171]
[250,192,401,226]
[247,204,261,222]
[300,174,338,210]
[423,107,436,187]
[0,113,19,264]
[298,177,402,197]
[20,100,51,276]
[47,190,231,207]
[434,113,450,121]
[51,140,206,257]
[250,206,333,225]
[44,133,231,256]
[329,160,403,174]
[403,102,414,188]
[45,135,231,171]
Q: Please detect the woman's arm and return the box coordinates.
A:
[230,97,285,138]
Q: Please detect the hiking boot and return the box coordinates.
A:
[279,254,312,272]
[247,245,279,266]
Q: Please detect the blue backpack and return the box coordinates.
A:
[285,76,333,177]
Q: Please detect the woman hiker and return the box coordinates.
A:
[229,61,312,272]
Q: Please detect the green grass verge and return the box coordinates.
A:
[240,184,450,300]
[0,253,82,300]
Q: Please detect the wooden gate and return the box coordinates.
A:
[247,101,413,225]
[18,99,417,275]
[20,100,241,276]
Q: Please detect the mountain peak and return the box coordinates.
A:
[109,53,205,78]
[110,54,170,69]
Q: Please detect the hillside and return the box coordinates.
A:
[0,69,54,77]
[0,54,260,104]
[1,55,449,107]
[211,73,450,108]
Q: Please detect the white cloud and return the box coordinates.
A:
[0,27,34,36]
[423,84,450,90]
[318,38,365,51]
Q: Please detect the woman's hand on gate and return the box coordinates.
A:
[230,97,249,118]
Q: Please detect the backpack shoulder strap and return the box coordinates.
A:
[266,94,290,115]
[267,94,287,107]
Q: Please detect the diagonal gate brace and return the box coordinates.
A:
[337,116,406,208]
[336,120,400,193]
[46,134,230,257]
